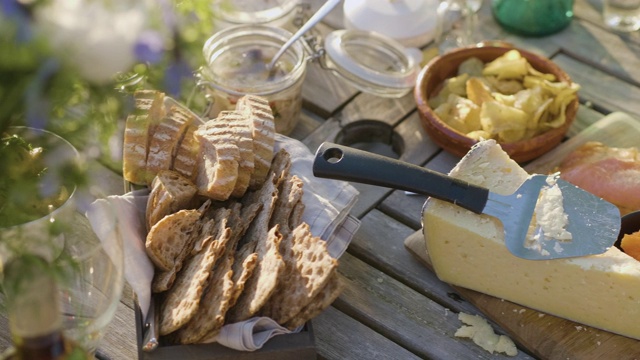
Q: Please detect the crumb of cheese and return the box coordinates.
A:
[525,174,573,255]
[455,312,518,356]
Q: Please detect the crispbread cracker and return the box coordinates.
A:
[261,222,337,324]
[269,174,304,238]
[152,211,215,293]
[226,225,284,323]
[173,248,235,344]
[229,251,258,309]
[194,119,240,200]
[159,216,231,335]
[145,209,201,271]
[236,95,275,189]
[239,172,279,251]
[284,271,343,330]
[151,267,178,293]
[289,199,306,231]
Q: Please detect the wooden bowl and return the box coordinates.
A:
[414,45,579,163]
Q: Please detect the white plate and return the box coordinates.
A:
[525,112,640,174]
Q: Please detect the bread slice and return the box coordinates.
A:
[261,222,338,325]
[159,217,231,335]
[122,90,165,185]
[145,209,201,271]
[194,119,240,201]
[172,123,200,181]
[216,111,255,198]
[146,106,195,184]
[236,95,276,189]
[146,170,198,230]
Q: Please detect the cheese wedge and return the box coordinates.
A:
[423,139,640,340]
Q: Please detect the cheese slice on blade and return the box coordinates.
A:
[423,139,640,340]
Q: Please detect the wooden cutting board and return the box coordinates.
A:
[404,230,640,360]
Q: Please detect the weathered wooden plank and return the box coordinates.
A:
[554,54,640,116]
[335,252,535,359]
[313,307,421,360]
[96,301,139,359]
[558,23,640,85]
[575,0,640,46]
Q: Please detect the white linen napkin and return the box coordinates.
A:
[85,136,360,351]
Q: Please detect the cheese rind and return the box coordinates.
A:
[423,139,640,340]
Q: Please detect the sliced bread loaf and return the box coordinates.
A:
[236,95,276,190]
[146,106,195,184]
[122,90,165,185]
[194,119,240,201]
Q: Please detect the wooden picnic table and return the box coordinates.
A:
[2,0,639,359]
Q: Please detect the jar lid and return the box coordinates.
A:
[323,29,422,98]
[212,0,298,25]
[343,0,437,47]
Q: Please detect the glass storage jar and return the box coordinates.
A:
[200,25,307,135]
[211,0,303,33]
[199,24,422,135]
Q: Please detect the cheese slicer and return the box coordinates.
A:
[312,142,621,260]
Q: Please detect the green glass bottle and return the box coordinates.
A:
[491,0,574,36]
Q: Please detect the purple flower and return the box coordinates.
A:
[25,59,59,128]
[164,59,192,97]
[134,30,165,64]
[2,0,32,42]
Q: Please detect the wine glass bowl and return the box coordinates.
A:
[0,126,79,263]
[58,212,125,355]
[0,126,124,355]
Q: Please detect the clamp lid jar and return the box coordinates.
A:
[322,29,422,98]
[199,24,421,134]
[200,25,307,135]
[212,0,302,32]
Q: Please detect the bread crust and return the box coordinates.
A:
[122,90,165,184]
[146,106,195,184]
[236,95,276,189]
[194,120,240,201]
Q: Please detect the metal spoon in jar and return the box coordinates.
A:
[267,0,341,77]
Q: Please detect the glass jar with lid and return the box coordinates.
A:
[199,24,422,135]
[211,0,304,33]
[200,25,307,135]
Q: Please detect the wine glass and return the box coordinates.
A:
[434,0,481,53]
[57,211,124,355]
